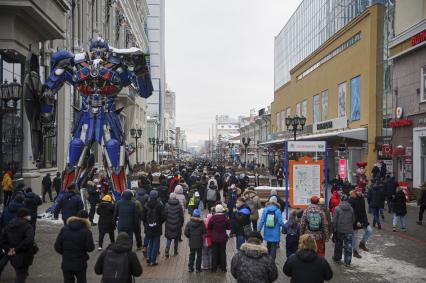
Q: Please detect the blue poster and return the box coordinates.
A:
[350,76,360,121]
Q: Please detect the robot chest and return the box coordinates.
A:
[76,67,118,95]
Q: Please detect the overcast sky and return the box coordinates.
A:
[165,0,302,144]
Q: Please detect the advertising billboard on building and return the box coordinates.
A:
[350,76,361,121]
[338,82,346,118]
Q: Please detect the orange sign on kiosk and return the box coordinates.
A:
[289,156,324,209]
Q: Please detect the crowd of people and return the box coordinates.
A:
[0,158,422,283]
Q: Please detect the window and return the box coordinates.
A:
[313,95,320,123]
[322,90,328,120]
[296,103,301,116]
[302,100,307,117]
[276,112,280,131]
[286,107,291,118]
[281,111,286,131]
[422,67,426,102]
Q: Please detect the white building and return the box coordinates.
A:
[215,115,241,143]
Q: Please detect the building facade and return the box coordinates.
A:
[215,115,241,142]
[270,2,387,182]
[389,0,426,188]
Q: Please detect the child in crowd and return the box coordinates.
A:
[184,209,206,273]
[202,212,214,270]
[282,210,300,257]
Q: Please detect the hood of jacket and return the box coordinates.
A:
[122,190,133,201]
[136,188,147,197]
[167,198,180,206]
[7,201,24,213]
[338,200,352,211]
[25,192,36,199]
[66,216,91,230]
[238,206,251,215]
[189,217,204,226]
[109,239,132,253]
[264,203,280,212]
[7,217,30,229]
[240,242,268,259]
[296,249,318,263]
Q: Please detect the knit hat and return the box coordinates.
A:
[169,192,177,200]
[192,209,201,218]
[247,231,263,242]
[17,208,31,218]
[116,232,129,242]
[77,210,89,219]
[149,190,158,199]
[310,195,320,204]
[215,204,224,213]
[270,196,277,203]
[102,195,112,202]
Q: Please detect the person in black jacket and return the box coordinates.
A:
[384,175,398,213]
[283,234,333,283]
[94,232,142,283]
[184,209,206,273]
[367,182,385,229]
[54,210,95,283]
[23,188,42,233]
[96,194,115,251]
[86,181,100,226]
[53,172,62,198]
[417,187,426,225]
[349,189,372,258]
[54,183,84,224]
[141,190,166,266]
[234,197,251,250]
[164,192,184,258]
[156,179,169,205]
[392,187,407,232]
[41,173,53,203]
[114,190,139,247]
[0,208,35,283]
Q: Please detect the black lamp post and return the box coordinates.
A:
[285,115,306,141]
[158,139,164,164]
[241,137,251,165]
[130,128,143,165]
[148,137,156,162]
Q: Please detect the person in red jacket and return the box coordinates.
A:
[169,174,180,193]
[329,190,341,216]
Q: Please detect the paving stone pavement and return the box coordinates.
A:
[1,202,426,282]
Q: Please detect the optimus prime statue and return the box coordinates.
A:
[24,38,153,198]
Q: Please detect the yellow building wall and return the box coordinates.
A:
[271,5,382,173]
[394,0,426,36]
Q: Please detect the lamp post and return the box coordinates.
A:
[285,115,306,141]
[241,137,251,165]
[158,139,164,164]
[148,137,156,162]
[130,128,143,165]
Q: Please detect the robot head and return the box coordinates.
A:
[89,37,109,59]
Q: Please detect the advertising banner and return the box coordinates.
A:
[338,82,347,118]
[350,76,361,121]
[288,141,327,152]
[339,159,347,179]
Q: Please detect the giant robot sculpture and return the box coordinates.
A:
[27,38,153,198]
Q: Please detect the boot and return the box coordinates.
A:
[165,247,170,259]
[359,241,369,252]
[142,247,147,258]
[353,250,362,258]
[378,223,382,230]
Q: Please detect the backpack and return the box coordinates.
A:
[147,205,159,228]
[307,211,322,231]
[102,249,130,283]
[206,188,217,202]
[265,211,277,228]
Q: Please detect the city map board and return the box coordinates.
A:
[289,156,324,209]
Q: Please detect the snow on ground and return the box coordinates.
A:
[347,248,425,283]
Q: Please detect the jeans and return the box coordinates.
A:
[166,238,179,254]
[372,208,381,226]
[419,205,426,222]
[387,197,394,212]
[236,235,246,250]
[14,267,29,283]
[42,189,53,202]
[98,230,115,248]
[188,248,202,271]
[286,234,299,257]
[62,269,86,283]
[392,214,406,229]
[266,242,278,261]
[352,225,372,252]
[333,233,353,265]
[211,242,227,271]
[147,235,160,263]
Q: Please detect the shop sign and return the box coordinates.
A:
[411,29,426,46]
[288,141,326,152]
[388,118,413,128]
[339,159,347,179]
[382,144,392,156]
[313,116,348,133]
[396,107,403,119]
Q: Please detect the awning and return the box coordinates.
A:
[260,127,368,146]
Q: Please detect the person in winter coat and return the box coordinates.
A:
[234,197,251,250]
[187,191,201,216]
[156,179,170,205]
[114,190,139,246]
[174,185,187,212]
[226,184,241,236]
[141,190,166,266]
[202,213,213,270]
[283,234,333,283]
[2,170,13,207]
[169,174,180,193]
[208,204,231,272]
[268,189,285,212]
[0,208,35,283]
[384,175,398,213]
[282,210,300,257]
[367,182,385,229]
[54,210,95,283]
[53,172,62,197]
[41,173,53,203]
[1,194,25,228]
[242,187,262,231]
[231,231,278,283]
[300,196,329,257]
[258,196,283,261]
[417,185,426,225]
[392,187,407,232]
[276,168,284,187]
[54,183,84,224]
[96,194,115,250]
[332,194,355,266]
[164,192,184,258]
[23,188,42,233]
[94,232,142,283]
[349,188,372,258]
[206,178,221,212]
[184,209,206,272]
[329,190,341,216]
[319,198,332,240]
[86,181,100,226]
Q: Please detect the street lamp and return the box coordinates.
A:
[148,137,157,162]
[286,115,306,141]
[130,128,143,165]
[241,137,251,166]
[158,139,164,164]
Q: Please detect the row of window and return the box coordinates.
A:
[275,75,361,132]
[421,66,426,102]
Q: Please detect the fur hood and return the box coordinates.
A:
[243,190,258,199]
[190,216,204,222]
[66,216,91,229]
[240,243,268,259]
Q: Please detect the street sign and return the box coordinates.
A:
[287,141,326,152]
